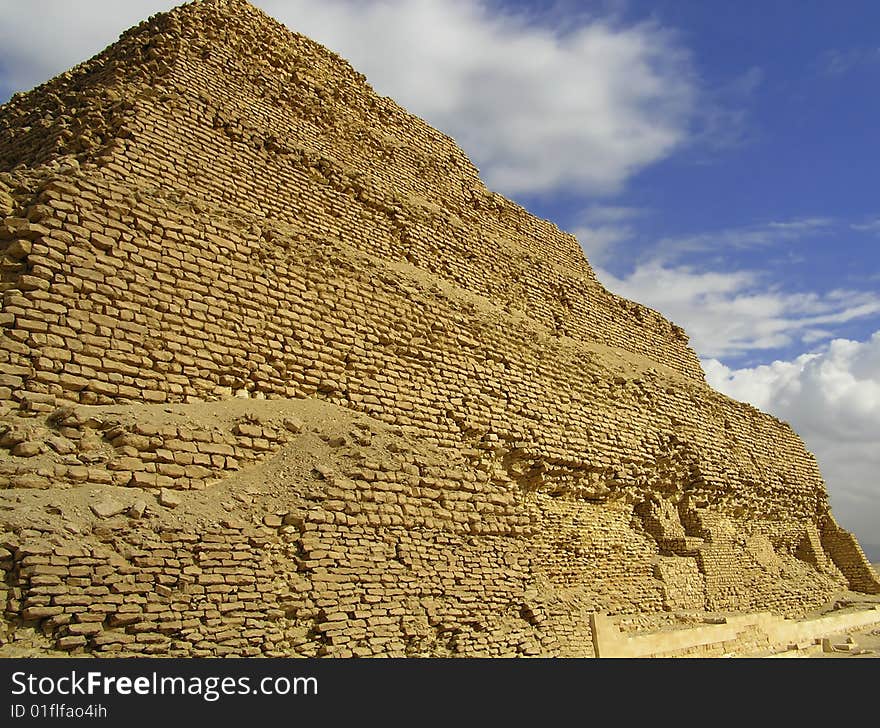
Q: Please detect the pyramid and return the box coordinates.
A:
[0,0,877,657]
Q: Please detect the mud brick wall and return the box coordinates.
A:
[0,469,848,657]
[655,557,705,611]
[0,0,702,382]
[0,171,836,527]
[0,526,555,658]
[1,0,878,657]
[0,424,591,657]
[0,407,300,491]
[820,516,880,594]
[0,165,877,619]
[2,526,306,656]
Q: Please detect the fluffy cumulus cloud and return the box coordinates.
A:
[595,259,880,359]
[571,205,644,265]
[705,333,880,558]
[0,0,696,197]
[264,0,696,196]
[0,1,180,93]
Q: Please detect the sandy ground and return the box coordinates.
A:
[806,565,880,658]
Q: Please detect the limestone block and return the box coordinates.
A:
[90,497,127,519]
[159,489,182,508]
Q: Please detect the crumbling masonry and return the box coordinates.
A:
[0,0,877,657]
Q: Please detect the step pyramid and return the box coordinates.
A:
[0,0,876,657]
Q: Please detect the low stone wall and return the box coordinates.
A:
[590,606,880,658]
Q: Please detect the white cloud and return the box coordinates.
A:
[852,219,880,234]
[705,332,880,555]
[0,0,697,197]
[590,215,880,359]
[687,65,764,152]
[651,216,834,262]
[0,1,180,92]
[572,205,644,264]
[261,0,698,195]
[595,259,880,358]
[818,47,880,77]
[573,225,630,265]
[801,328,834,344]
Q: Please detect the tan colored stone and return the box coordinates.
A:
[0,0,875,663]
[12,441,43,457]
[90,498,127,519]
[159,489,182,509]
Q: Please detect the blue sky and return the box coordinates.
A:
[509,0,880,367]
[1,0,878,556]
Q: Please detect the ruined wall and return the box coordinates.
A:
[0,0,701,382]
[0,396,853,657]
[0,399,582,657]
[0,171,833,528]
[821,516,880,595]
[1,0,878,657]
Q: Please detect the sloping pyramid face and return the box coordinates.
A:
[0,0,877,657]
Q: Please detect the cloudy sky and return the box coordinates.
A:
[1,0,878,558]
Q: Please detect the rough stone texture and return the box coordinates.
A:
[0,0,878,657]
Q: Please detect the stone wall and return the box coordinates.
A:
[0,0,702,382]
[0,170,837,530]
[821,516,880,594]
[0,397,857,657]
[1,0,878,657]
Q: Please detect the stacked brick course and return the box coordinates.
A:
[0,0,877,657]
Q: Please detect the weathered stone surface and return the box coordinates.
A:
[90,498,126,519]
[11,441,42,457]
[128,500,149,519]
[158,489,182,509]
[0,0,876,661]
